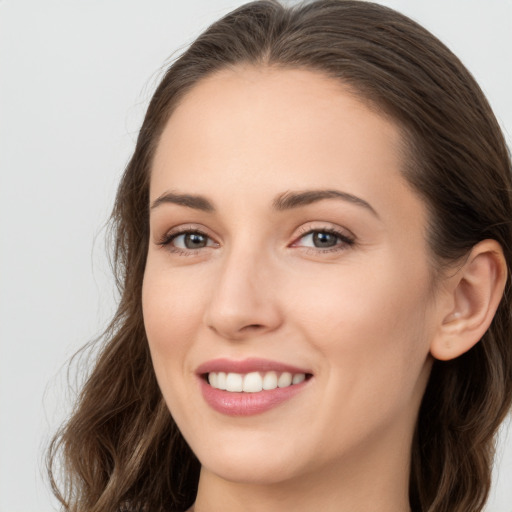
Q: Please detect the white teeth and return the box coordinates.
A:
[278,372,292,388]
[208,372,217,388]
[217,372,227,390]
[262,371,278,390]
[242,372,263,393]
[292,373,305,385]
[207,371,307,392]
[226,373,243,392]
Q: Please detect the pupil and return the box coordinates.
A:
[185,233,206,249]
[313,232,337,248]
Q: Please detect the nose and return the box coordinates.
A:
[203,247,283,341]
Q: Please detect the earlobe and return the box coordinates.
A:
[430,240,507,361]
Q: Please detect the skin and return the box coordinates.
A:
[142,66,496,512]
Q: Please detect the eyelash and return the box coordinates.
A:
[157,226,355,256]
[294,227,355,254]
[157,229,217,256]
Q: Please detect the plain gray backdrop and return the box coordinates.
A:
[1,1,511,511]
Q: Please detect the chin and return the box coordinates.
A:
[183,425,311,485]
[199,448,304,486]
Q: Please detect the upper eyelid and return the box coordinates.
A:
[297,228,351,239]
[157,223,216,240]
[295,222,355,239]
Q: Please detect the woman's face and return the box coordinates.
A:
[143,67,442,486]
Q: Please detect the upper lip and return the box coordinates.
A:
[196,357,312,375]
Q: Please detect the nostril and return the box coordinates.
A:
[242,324,264,331]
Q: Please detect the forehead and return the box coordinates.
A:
[154,67,400,177]
[151,66,425,231]
[156,66,397,154]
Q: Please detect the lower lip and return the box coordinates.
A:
[199,377,310,416]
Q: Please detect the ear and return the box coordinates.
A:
[430,239,507,361]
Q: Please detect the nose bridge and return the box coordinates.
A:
[204,238,282,339]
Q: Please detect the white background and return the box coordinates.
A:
[1,1,511,511]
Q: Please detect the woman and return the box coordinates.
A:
[47,1,512,511]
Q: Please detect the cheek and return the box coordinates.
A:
[287,255,433,390]
[141,260,209,383]
[142,262,211,424]
[143,259,203,337]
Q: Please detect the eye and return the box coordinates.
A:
[293,228,355,252]
[301,231,339,249]
[158,229,218,254]
[173,232,211,249]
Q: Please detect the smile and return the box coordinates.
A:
[207,371,307,392]
[197,358,313,416]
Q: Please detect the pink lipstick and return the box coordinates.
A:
[196,358,312,416]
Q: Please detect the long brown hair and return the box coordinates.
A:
[47,1,512,511]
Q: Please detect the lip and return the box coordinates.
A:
[196,358,313,417]
[196,357,311,375]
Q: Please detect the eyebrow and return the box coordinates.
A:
[272,189,378,217]
[150,189,378,217]
[151,192,214,212]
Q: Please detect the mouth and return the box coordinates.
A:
[196,358,313,416]
[203,370,312,393]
